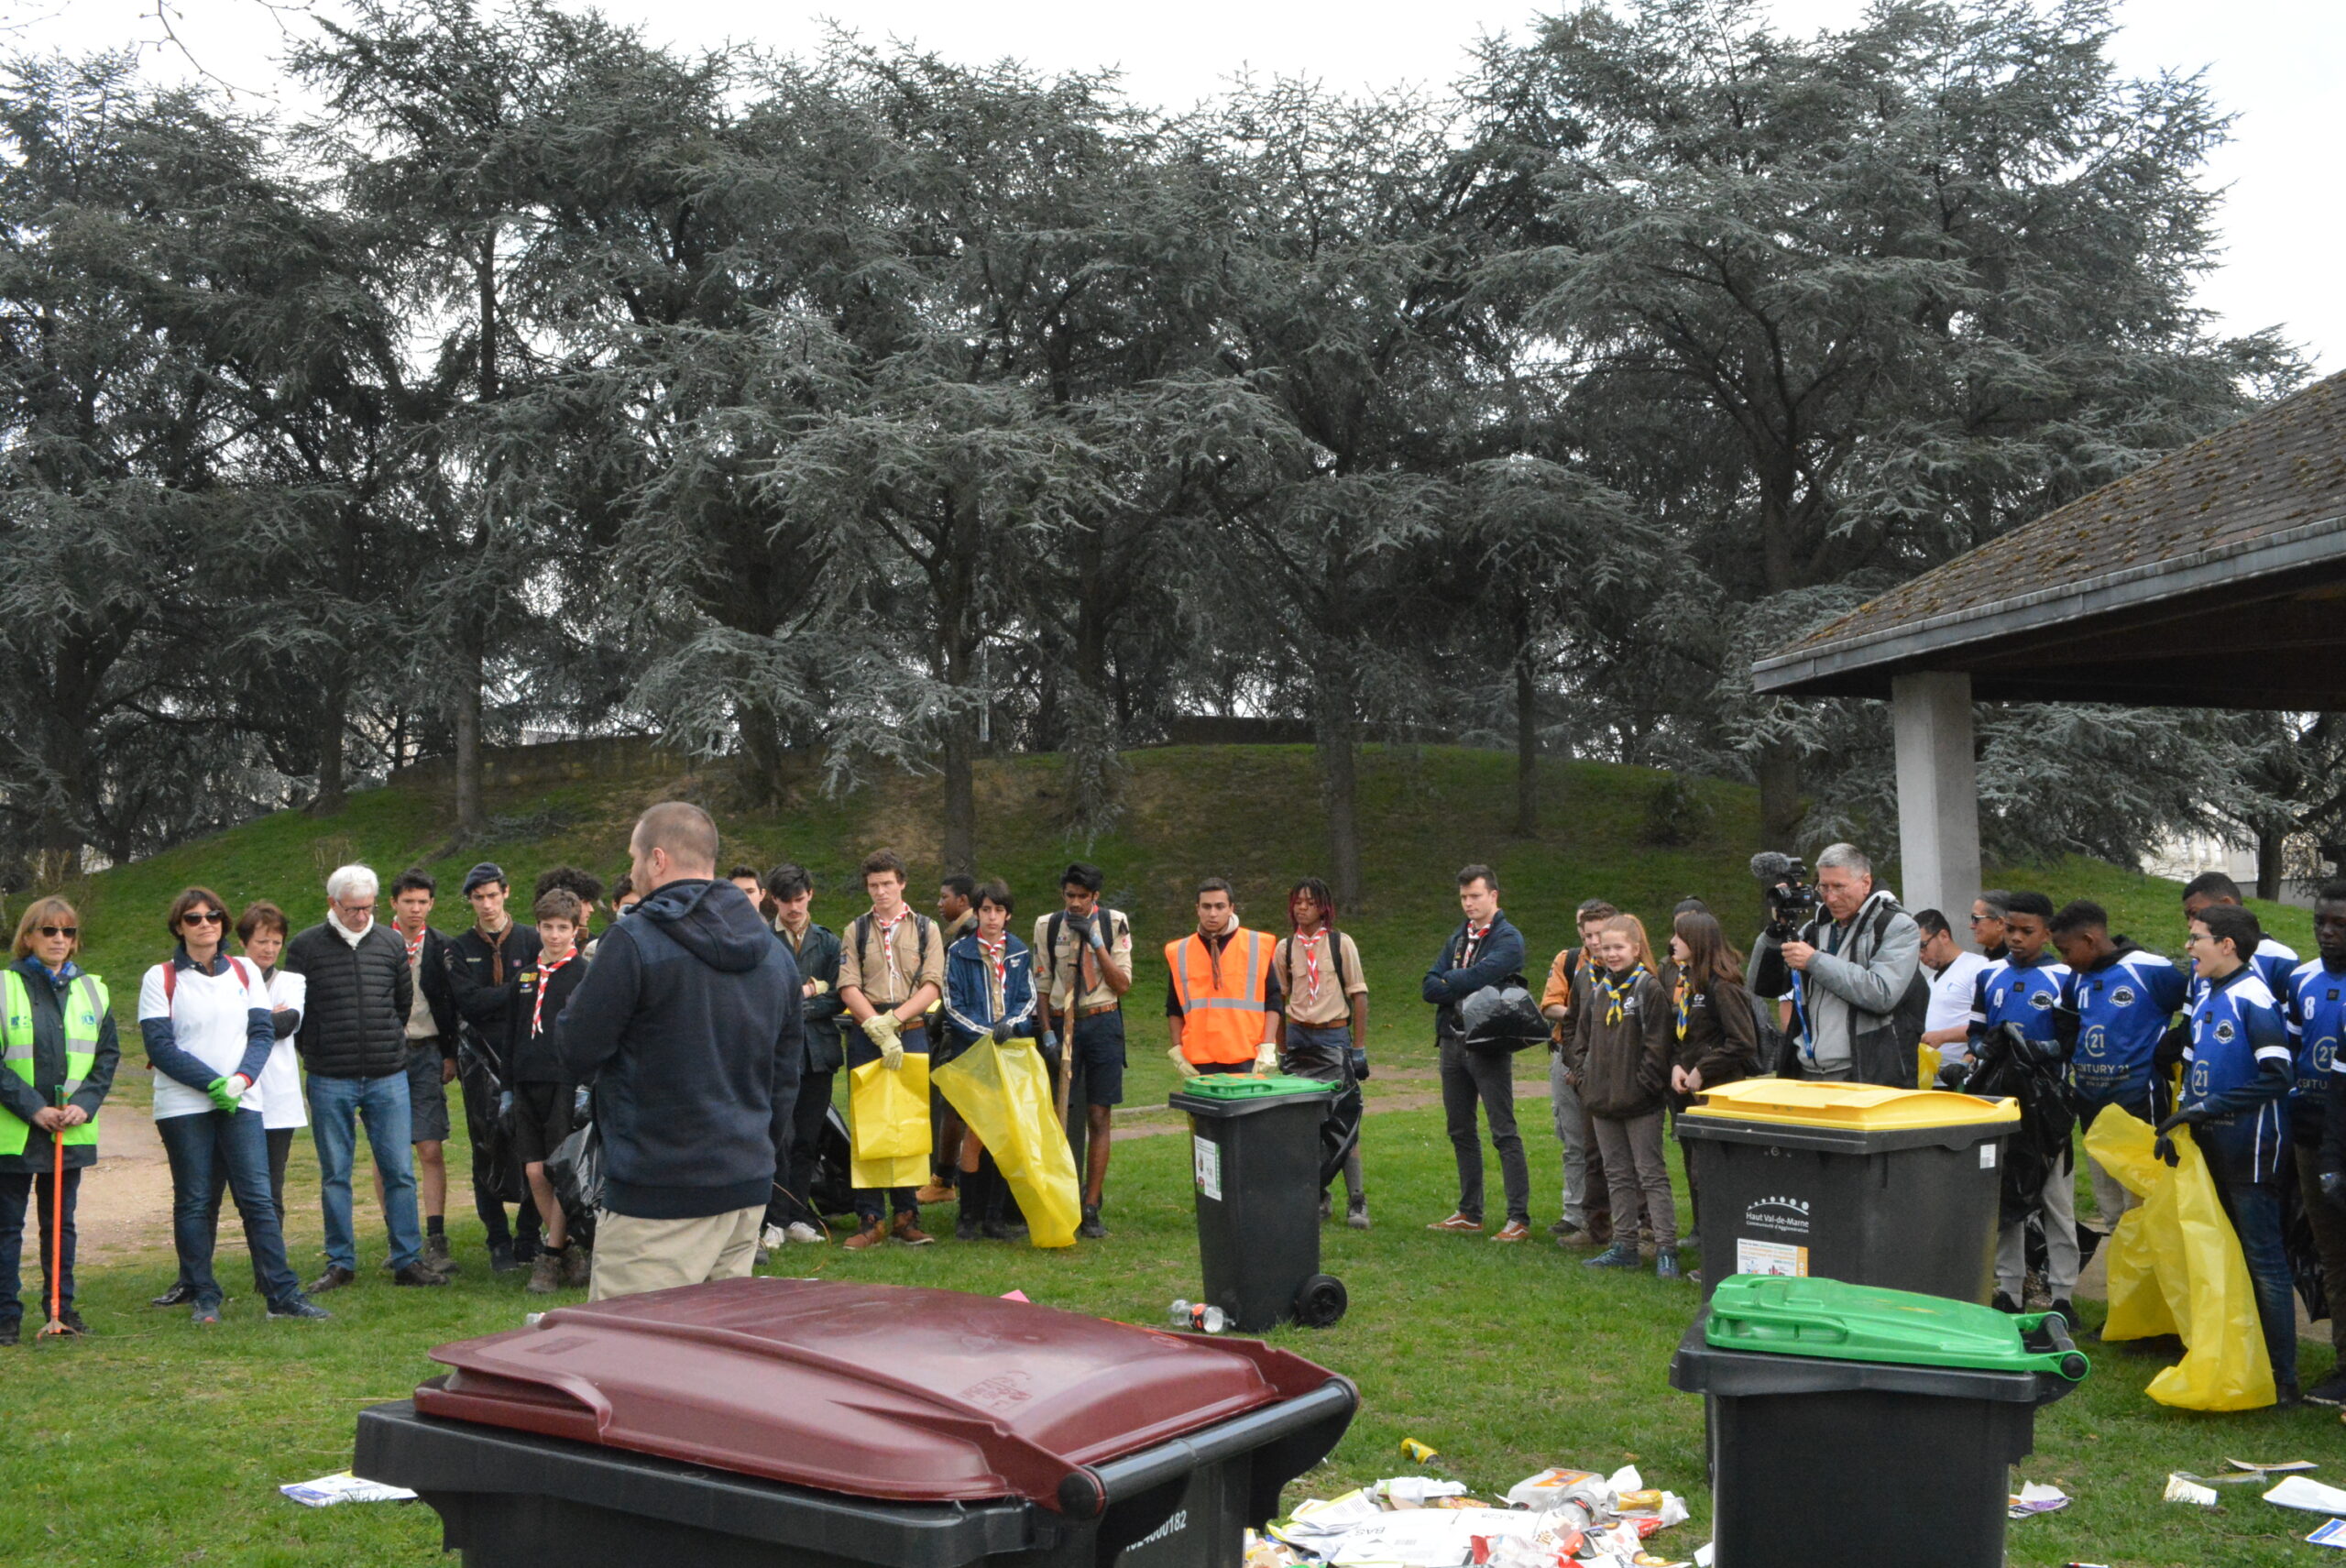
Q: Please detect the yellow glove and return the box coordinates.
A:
[1168,1044,1200,1080]
[864,1012,903,1068]
[1254,1043,1278,1077]
[807,978,830,997]
[881,1036,905,1071]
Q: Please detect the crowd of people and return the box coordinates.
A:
[0,810,2341,1414]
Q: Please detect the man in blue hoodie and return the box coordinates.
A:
[554,802,803,1300]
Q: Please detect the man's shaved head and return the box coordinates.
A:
[631,801,719,878]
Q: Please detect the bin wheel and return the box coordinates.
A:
[1294,1274,1347,1328]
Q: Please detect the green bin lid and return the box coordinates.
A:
[1175,1074,1331,1100]
[1705,1275,2088,1382]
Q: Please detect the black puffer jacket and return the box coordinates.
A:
[284,920,413,1080]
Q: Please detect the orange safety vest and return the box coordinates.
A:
[1166,927,1273,1067]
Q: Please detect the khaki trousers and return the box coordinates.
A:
[588,1204,763,1301]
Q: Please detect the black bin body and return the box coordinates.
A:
[1679,1113,2004,1302]
[1171,1083,1332,1332]
[1669,1318,2077,1568]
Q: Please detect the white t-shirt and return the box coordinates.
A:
[138,958,271,1121]
[1924,950,1991,1061]
[255,968,310,1131]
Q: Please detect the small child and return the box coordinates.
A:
[512,887,593,1294]
[1569,913,1680,1277]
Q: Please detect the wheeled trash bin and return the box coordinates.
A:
[354,1277,1358,1568]
[1670,1274,2086,1568]
[1169,1076,1345,1332]
[1676,1080,2016,1300]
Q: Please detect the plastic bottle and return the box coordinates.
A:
[1168,1299,1227,1332]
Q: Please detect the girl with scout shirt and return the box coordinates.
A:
[1571,913,1681,1279]
[0,897,119,1343]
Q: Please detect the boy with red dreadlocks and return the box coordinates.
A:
[1275,878,1370,1229]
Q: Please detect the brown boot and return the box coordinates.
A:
[526,1251,564,1295]
[842,1220,887,1251]
[562,1245,592,1288]
[891,1212,935,1246]
[422,1232,458,1275]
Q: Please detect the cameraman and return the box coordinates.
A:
[1749,844,1923,1086]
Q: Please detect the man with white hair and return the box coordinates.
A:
[1749,843,1926,1086]
[281,864,447,1290]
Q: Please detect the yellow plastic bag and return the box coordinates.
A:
[2082,1104,2275,1410]
[848,1056,932,1191]
[933,1038,1082,1249]
[1916,1044,1942,1090]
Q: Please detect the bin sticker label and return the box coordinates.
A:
[1736,1239,1809,1277]
[1741,1195,1811,1236]
[1194,1135,1222,1200]
[1980,1143,1997,1169]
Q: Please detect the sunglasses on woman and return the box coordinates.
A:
[37,925,78,938]
[181,910,225,926]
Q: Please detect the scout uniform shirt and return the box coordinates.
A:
[839,909,948,1018]
[1033,907,1134,1014]
[1274,927,1366,1028]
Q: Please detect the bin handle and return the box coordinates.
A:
[2021,1312,2090,1383]
[1062,1380,1358,1518]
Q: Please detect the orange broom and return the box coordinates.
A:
[36,1091,73,1339]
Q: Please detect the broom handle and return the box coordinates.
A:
[48,1089,65,1324]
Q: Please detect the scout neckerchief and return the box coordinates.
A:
[1292,927,1327,1003]
[871,906,909,995]
[479,918,512,984]
[979,932,1007,1018]
[533,949,576,1037]
[1672,972,1692,1041]
[1596,962,1650,1026]
[1460,920,1489,969]
[397,922,427,966]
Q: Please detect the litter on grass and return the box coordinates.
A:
[2163,1474,2220,1508]
[2007,1483,2068,1519]
[2229,1458,2316,1474]
[2308,1518,2346,1548]
[280,1471,416,1507]
[2264,1475,2346,1514]
[1265,1465,1695,1568]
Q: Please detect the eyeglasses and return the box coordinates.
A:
[37,925,78,939]
[181,910,225,926]
[1968,914,1997,926]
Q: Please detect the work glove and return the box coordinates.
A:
[806,978,830,997]
[498,1089,515,1125]
[2320,1169,2346,1209]
[1168,1044,1200,1080]
[2153,1108,2200,1168]
[1254,1044,1278,1077]
[573,1084,593,1122]
[862,1011,899,1049]
[990,1020,1014,1043]
[205,1076,242,1113]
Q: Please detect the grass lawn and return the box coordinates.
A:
[4,1090,2340,1567]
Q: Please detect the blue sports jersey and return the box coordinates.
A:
[2286,958,2346,1132]
[1968,954,2071,1054]
[2187,935,2298,1011]
[2064,945,2187,1113]
[2184,965,2293,1181]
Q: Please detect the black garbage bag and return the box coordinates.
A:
[1320,1075,1363,1192]
[1459,977,1548,1054]
[811,1102,857,1220]
[1966,1022,2075,1224]
[456,1036,526,1205]
[544,1119,604,1249]
[2276,1151,2333,1324]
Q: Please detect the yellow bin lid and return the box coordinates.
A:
[1682,1078,2018,1131]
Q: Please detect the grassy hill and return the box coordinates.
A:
[35,739,2314,1051]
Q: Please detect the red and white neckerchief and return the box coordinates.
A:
[872,907,909,993]
[533,950,576,1036]
[1461,921,1490,966]
[979,933,1007,1015]
[397,923,426,965]
[1294,928,1327,1002]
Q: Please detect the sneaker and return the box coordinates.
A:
[1552,1227,1599,1248]
[392,1262,451,1288]
[307,1265,357,1295]
[56,1308,89,1336]
[527,1253,564,1295]
[150,1280,197,1309]
[0,1321,17,1347]
[563,1246,591,1288]
[513,1235,540,1265]
[423,1233,458,1275]
[1346,1198,1371,1231]
[915,1182,956,1205]
[1428,1212,1483,1234]
[1319,1191,1332,1222]
[1547,1216,1576,1240]
[2045,1299,2077,1331]
[488,1240,520,1274]
[1490,1220,1531,1243]
[1583,1243,1641,1269]
[267,1296,332,1321]
[891,1212,935,1246]
[2302,1371,2346,1408]
[955,1211,982,1242]
[1990,1291,2021,1314]
[981,1215,1014,1242]
[842,1221,886,1251]
[1655,1247,1683,1280]
[192,1300,223,1325]
[2275,1380,2304,1409]
[785,1222,823,1245]
[1680,1231,1700,1251]
[1079,1204,1107,1240]
[762,1223,788,1250]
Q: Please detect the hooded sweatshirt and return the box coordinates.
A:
[553,877,803,1220]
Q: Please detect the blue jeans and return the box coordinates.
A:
[2213,1173,2298,1390]
[156,1110,301,1310]
[308,1072,422,1272]
[0,1166,81,1327]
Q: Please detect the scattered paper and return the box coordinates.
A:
[2309,1519,2346,1548]
[999,1289,1030,1302]
[2164,1474,2219,1508]
[2230,1457,2317,1473]
[2265,1476,2346,1514]
[1377,1477,1469,1507]
[2008,1483,2068,1519]
[280,1471,416,1507]
[1694,1547,1716,1568]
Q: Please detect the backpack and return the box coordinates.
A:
[160,957,257,1004]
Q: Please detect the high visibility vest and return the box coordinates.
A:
[1166,928,1273,1067]
[0,968,107,1157]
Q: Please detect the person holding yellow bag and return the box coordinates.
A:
[838,850,946,1250]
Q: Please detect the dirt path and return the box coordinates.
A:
[72,1102,178,1260]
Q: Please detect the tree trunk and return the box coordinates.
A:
[1513,600,1539,837]
[312,655,351,816]
[738,703,785,807]
[2256,825,2285,902]
[1757,737,1803,850]
[453,623,485,839]
[1315,660,1365,908]
[937,501,978,876]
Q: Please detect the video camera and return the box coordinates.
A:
[1749,851,1818,943]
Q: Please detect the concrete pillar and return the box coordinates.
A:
[1891,672,1982,942]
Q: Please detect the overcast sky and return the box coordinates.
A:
[13,0,2341,368]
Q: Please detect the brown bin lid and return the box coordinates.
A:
[413,1277,1338,1513]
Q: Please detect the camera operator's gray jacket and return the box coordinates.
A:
[1749,889,1923,1085]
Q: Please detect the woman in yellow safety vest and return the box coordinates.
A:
[0,896,120,1343]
